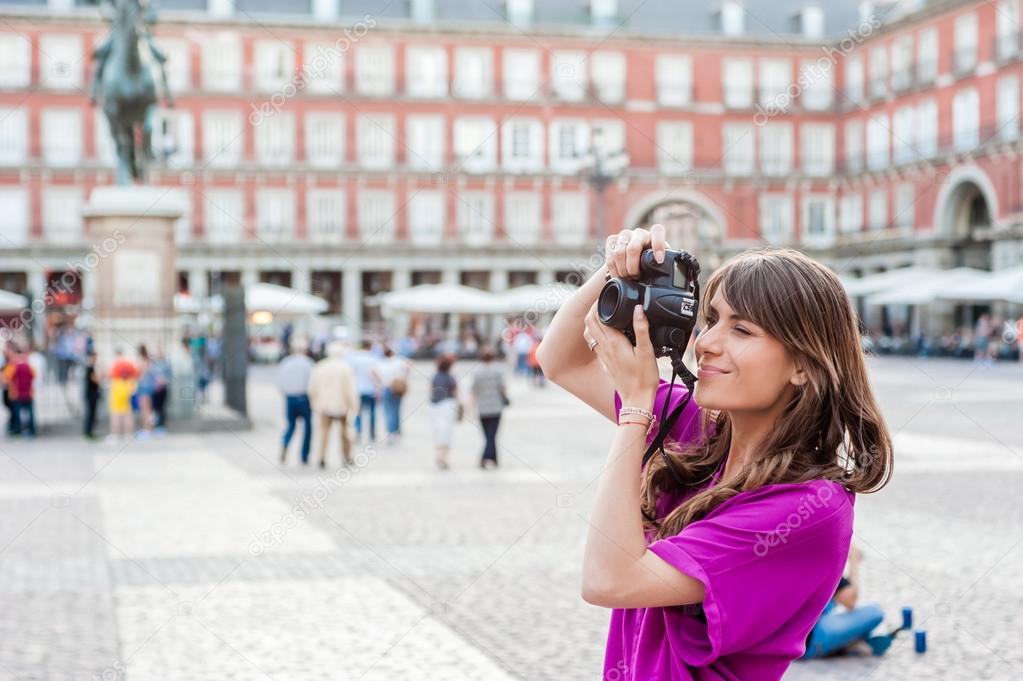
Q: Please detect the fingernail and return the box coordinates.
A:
[655,251,664,263]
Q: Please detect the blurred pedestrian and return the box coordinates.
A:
[151,348,170,434]
[107,347,138,443]
[429,353,459,470]
[376,346,410,445]
[527,335,545,387]
[277,337,314,465]
[470,346,508,469]
[82,349,101,440]
[9,346,35,439]
[513,327,533,375]
[135,345,156,439]
[2,344,20,436]
[347,340,382,443]
[308,341,359,468]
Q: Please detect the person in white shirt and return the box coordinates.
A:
[346,340,383,443]
[375,346,411,445]
[276,337,315,465]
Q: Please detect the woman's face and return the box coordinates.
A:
[692,289,805,412]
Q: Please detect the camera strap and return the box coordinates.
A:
[641,361,697,485]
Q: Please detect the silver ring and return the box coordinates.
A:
[587,338,599,351]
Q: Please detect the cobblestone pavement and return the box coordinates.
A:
[1,356,1022,680]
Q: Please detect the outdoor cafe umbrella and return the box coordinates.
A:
[841,267,940,298]
[937,265,1023,304]
[379,284,505,315]
[866,267,989,306]
[495,283,579,314]
[0,289,27,312]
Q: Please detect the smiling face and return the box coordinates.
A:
[692,288,806,413]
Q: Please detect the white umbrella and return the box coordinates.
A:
[938,265,1023,304]
[0,289,27,312]
[380,284,504,315]
[246,283,327,315]
[842,267,940,297]
[496,283,578,314]
[867,267,989,306]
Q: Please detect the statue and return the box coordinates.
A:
[88,0,174,185]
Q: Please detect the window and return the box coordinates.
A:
[759,123,792,175]
[254,40,294,92]
[802,195,835,245]
[409,191,445,245]
[758,58,790,107]
[723,123,754,175]
[202,110,243,166]
[152,109,194,168]
[800,59,832,110]
[656,121,693,174]
[356,44,395,96]
[894,183,915,228]
[304,42,344,94]
[306,189,346,243]
[866,113,889,170]
[356,114,395,169]
[869,46,888,98]
[592,119,625,157]
[504,192,541,244]
[42,187,82,241]
[552,51,587,101]
[916,99,938,158]
[844,119,863,172]
[917,27,938,83]
[357,190,396,243]
[257,189,295,242]
[759,194,793,243]
[892,106,915,165]
[891,35,914,91]
[0,33,30,88]
[549,119,589,173]
[0,107,27,164]
[954,13,978,73]
[840,192,863,233]
[40,34,82,89]
[997,74,1019,141]
[844,54,864,104]
[453,117,497,172]
[591,51,625,102]
[406,115,445,170]
[722,58,753,108]
[503,48,539,100]
[41,108,82,166]
[406,45,447,98]
[305,112,344,168]
[0,189,28,246]
[953,88,980,151]
[800,123,834,176]
[454,47,492,99]
[656,54,692,106]
[201,32,241,92]
[255,112,295,166]
[998,0,1021,60]
[501,118,543,172]
[458,192,494,245]
[203,190,244,243]
[552,192,588,245]
[869,188,888,230]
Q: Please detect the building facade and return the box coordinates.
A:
[0,0,1021,340]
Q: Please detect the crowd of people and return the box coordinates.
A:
[864,313,1023,361]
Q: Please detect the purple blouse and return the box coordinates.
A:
[606,380,854,680]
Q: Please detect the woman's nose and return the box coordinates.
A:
[694,325,719,358]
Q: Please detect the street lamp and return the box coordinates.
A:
[576,128,630,240]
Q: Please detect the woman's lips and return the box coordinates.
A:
[698,367,729,379]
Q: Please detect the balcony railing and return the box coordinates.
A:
[952,47,977,75]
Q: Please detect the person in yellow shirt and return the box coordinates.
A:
[107,348,138,442]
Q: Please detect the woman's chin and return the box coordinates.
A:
[693,386,722,411]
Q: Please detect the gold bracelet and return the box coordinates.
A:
[619,406,655,422]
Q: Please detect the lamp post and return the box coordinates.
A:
[576,128,630,240]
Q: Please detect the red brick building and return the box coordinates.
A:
[0,0,1021,338]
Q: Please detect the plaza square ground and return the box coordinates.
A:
[1,356,1022,680]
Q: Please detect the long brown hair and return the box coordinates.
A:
[641,248,893,539]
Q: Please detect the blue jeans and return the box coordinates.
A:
[282,394,312,462]
[803,602,885,659]
[14,399,35,437]
[381,388,402,435]
[355,393,377,441]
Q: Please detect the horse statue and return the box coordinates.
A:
[88,0,174,185]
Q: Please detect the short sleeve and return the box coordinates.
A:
[647,481,853,665]
[614,378,702,449]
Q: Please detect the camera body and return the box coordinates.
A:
[597,249,700,357]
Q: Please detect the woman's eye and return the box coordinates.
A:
[734,326,751,335]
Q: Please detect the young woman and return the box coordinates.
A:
[536,225,893,680]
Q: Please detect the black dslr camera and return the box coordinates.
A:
[597,249,701,358]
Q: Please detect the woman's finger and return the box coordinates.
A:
[604,235,620,278]
[649,223,667,264]
[612,229,632,280]
[625,229,648,278]
[632,305,655,358]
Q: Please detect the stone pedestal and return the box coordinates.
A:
[82,186,185,364]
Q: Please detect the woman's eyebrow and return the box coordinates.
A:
[707,305,752,323]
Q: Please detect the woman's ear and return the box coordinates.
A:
[790,366,808,387]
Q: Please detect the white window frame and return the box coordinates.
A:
[503,48,539,100]
[998,0,1021,60]
[457,191,494,246]
[551,50,587,102]
[40,34,82,90]
[552,191,589,245]
[549,119,589,174]
[800,59,833,111]
[256,189,295,243]
[254,112,295,167]
[591,51,625,103]
[723,123,754,175]
[866,113,890,171]
[758,58,790,107]
[844,54,864,104]
[916,99,939,158]
[758,122,792,176]
[201,32,242,92]
[0,107,27,164]
[953,88,980,152]
[801,195,836,246]
[892,106,916,165]
[453,116,497,173]
[869,46,888,99]
[303,42,344,94]
[356,113,396,170]
[954,12,978,73]
[656,54,692,107]
[917,27,938,83]
[997,74,1020,141]
[501,117,543,173]
[203,189,245,244]
[722,58,753,109]
[254,40,295,93]
[453,47,493,99]
[0,188,29,246]
[894,183,915,229]
[304,112,345,169]
[0,33,31,88]
[656,121,693,174]
[408,191,445,246]
[840,192,864,234]
[356,43,395,96]
[800,123,834,176]
[306,188,347,244]
[758,193,793,243]
[42,187,83,242]
[357,190,396,243]
[406,45,448,98]
[41,108,82,167]
[202,110,243,167]
[868,188,888,230]
[844,119,864,173]
[504,191,542,244]
[406,114,445,171]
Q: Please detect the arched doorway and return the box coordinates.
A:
[943,181,993,270]
[624,190,727,271]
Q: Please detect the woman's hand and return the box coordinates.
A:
[605,224,671,280]
[583,302,658,409]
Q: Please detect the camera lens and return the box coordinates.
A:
[598,279,642,330]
